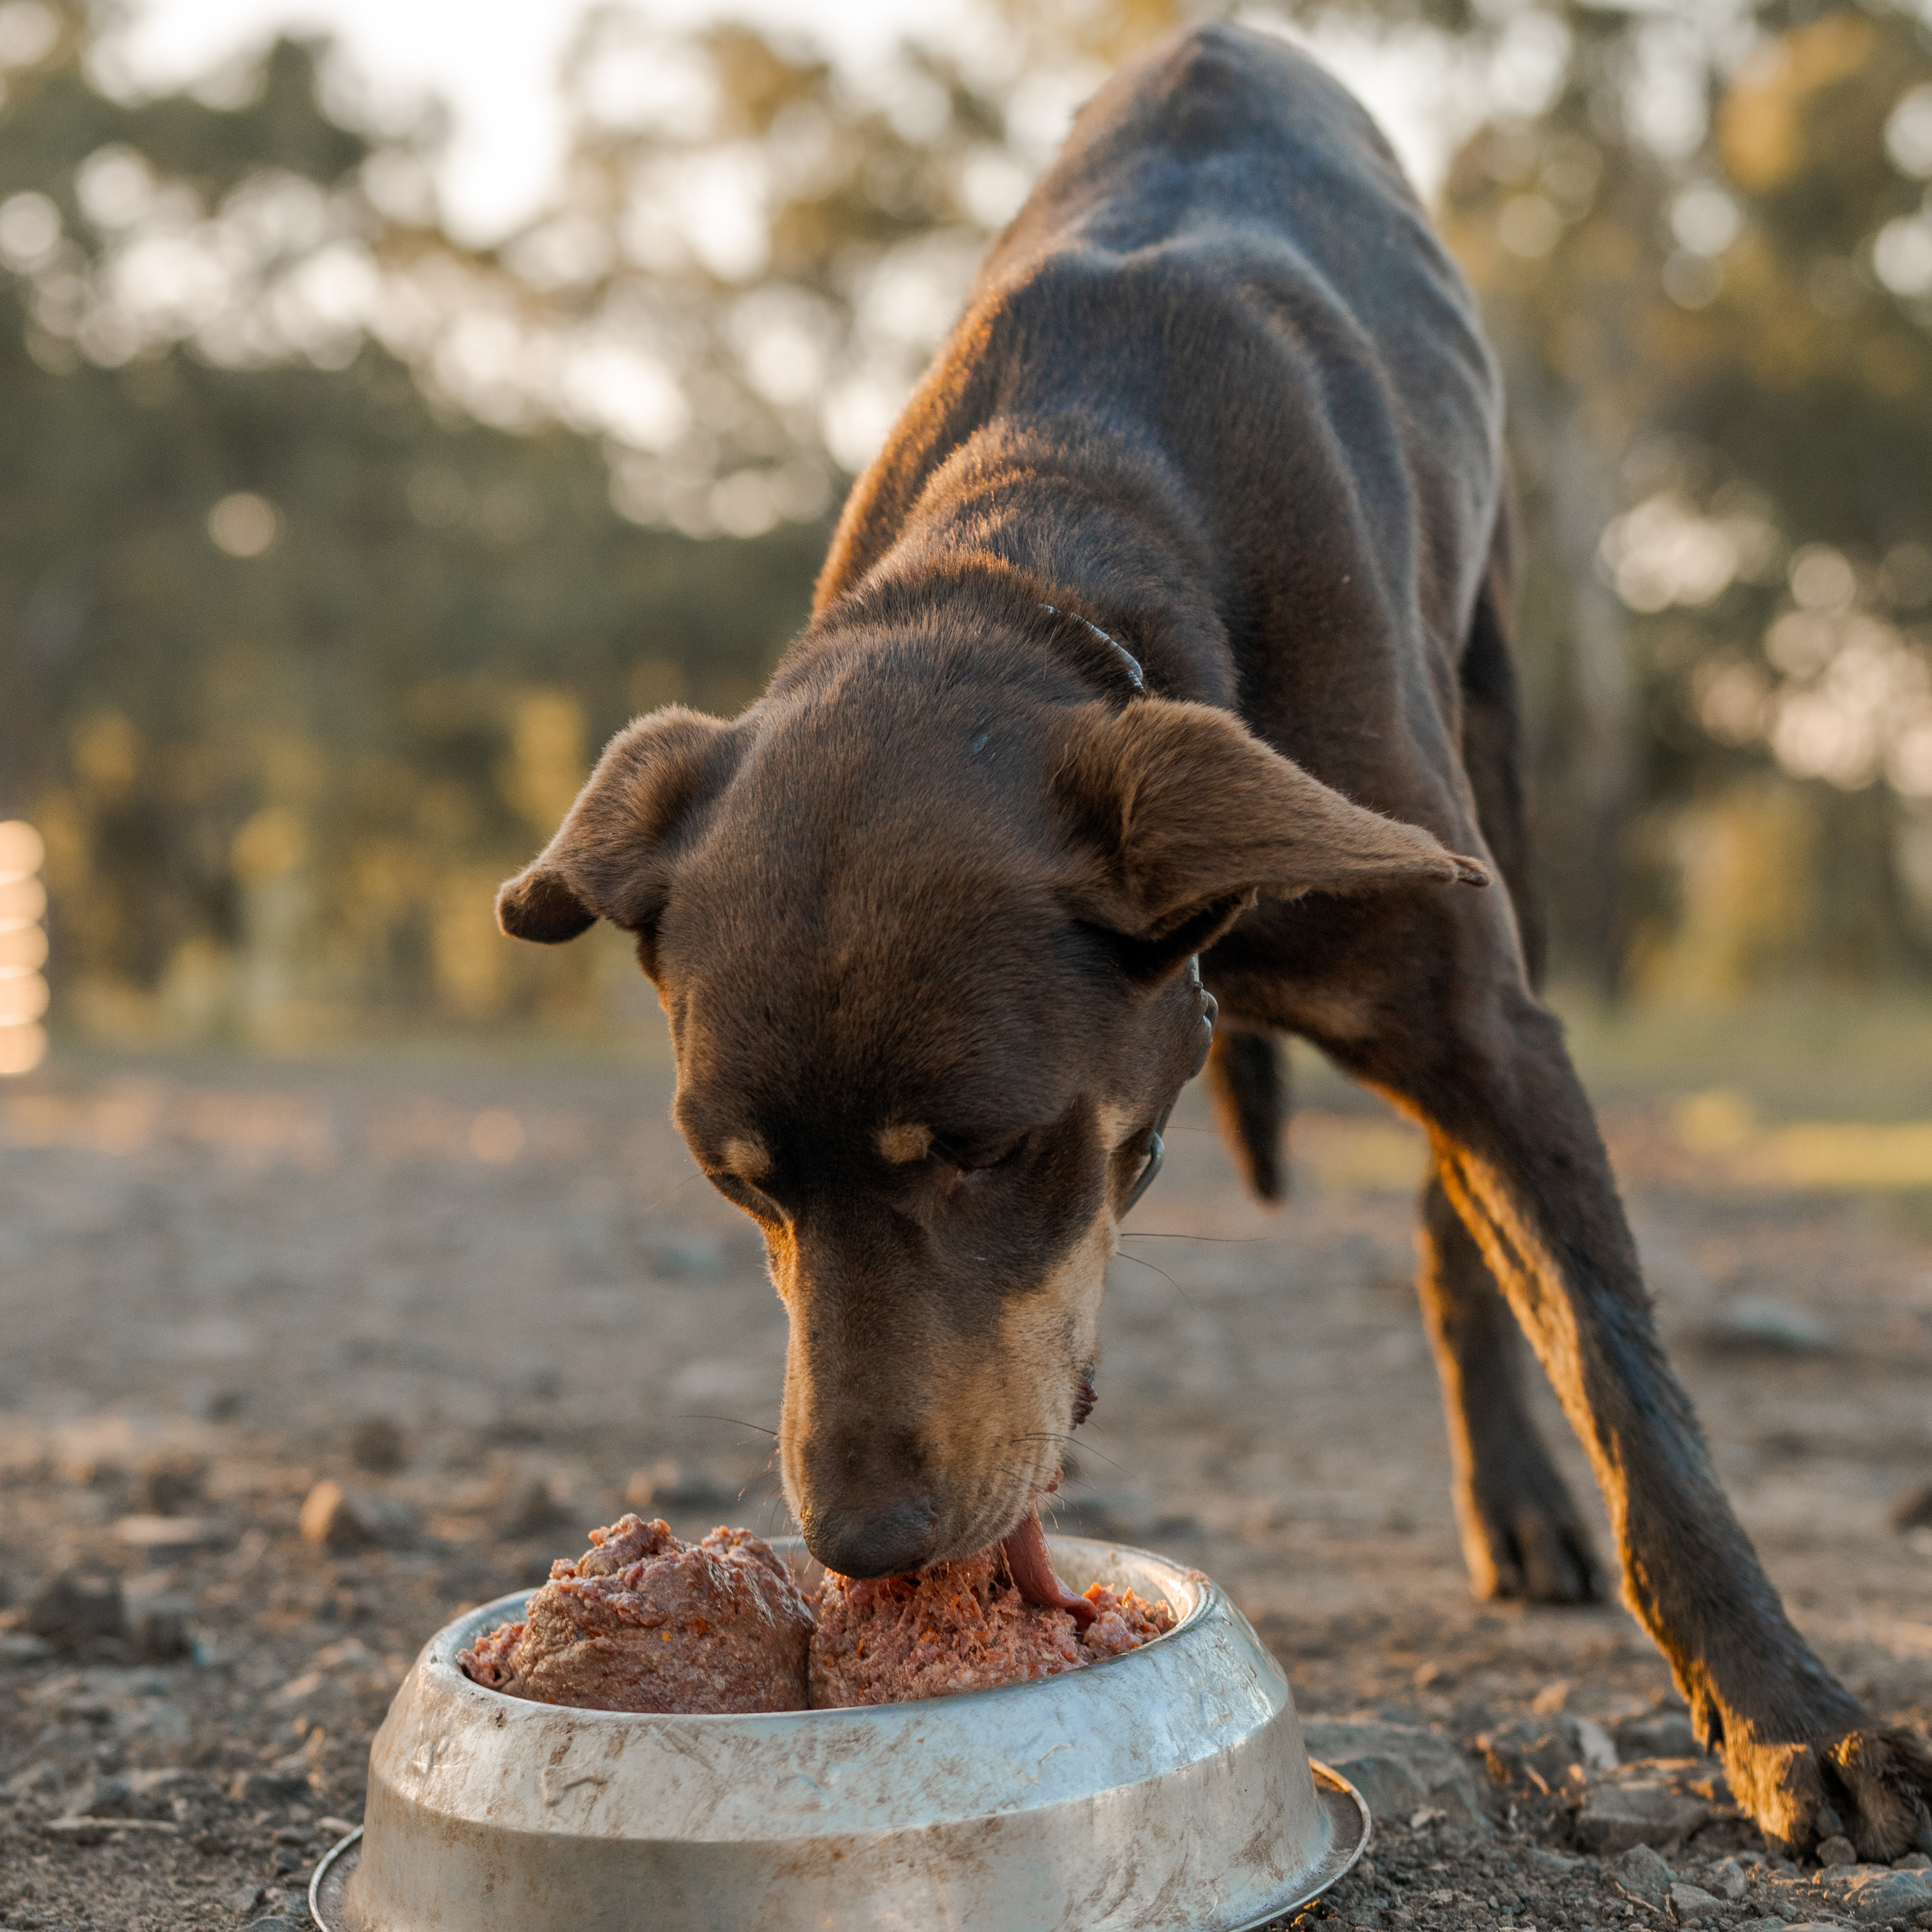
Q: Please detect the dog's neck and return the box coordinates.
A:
[811,422,1240,710]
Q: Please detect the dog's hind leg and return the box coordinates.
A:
[1413,502,1599,1604]
[1417,1163,1602,1603]
[1205,1025,1287,1202]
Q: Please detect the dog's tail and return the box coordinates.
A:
[1205,1023,1288,1203]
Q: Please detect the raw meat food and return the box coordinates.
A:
[809,1546,1176,1708]
[459,1514,812,1712]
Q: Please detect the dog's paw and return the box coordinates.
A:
[1724,1722,1932,1862]
[1462,1488,1603,1606]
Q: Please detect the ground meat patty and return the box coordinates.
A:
[458,1515,813,1712]
[808,1549,1176,1708]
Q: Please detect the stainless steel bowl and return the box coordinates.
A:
[311,1534,1366,1931]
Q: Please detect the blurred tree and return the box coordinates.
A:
[9,0,1932,1042]
[0,6,820,1040]
[400,5,1030,538]
[1442,3,1932,995]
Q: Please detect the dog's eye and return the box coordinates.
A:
[706,1170,783,1224]
[950,1135,1028,1179]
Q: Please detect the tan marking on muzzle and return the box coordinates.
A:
[721,1132,772,1179]
[876,1121,933,1164]
[903,1204,1116,1561]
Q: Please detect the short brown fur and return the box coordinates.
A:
[499,25,1932,1858]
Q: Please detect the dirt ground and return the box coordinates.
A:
[2,1035,1930,1930]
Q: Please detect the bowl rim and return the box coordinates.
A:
[438,1531,1216,1724]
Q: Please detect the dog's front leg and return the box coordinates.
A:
[1344,973,1932,1862]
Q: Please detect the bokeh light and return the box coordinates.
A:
[0,818,46,1076]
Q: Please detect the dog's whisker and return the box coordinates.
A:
[1119,1231,1275,1244]
[674,1412,779,1436]
[1109,1248,1196,1306]
[638,1170,716,1215]
[1006,1431,1126,1473]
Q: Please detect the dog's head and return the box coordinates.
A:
[497,638,1482,1577]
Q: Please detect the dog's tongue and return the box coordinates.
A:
[998,1509,1096,1629]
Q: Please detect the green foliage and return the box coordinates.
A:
[1443,3,1932,994]
[9,0,1932,1046]
[0,23,819,1040]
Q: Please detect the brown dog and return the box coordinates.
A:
[499,24,1932,1858]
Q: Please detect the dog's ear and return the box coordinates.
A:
[1055,698,1487,970]
[496,706,741,963]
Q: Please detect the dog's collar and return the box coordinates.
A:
[1038,601,1145,694]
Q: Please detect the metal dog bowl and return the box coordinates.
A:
[311,1534,1366,1931]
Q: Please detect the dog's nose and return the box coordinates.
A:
[807,1499,939,1579]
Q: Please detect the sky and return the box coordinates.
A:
[104,0,1496,245]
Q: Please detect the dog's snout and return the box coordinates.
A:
[789,1420,943,1578]
[808,1499,939,1579]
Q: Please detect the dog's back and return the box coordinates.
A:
[983,21,1489,442]
[819,23,1505,801]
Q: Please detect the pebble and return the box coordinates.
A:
[1669,1879,1724,1919]
[348,1416,408,1474]
[1573,1717,1619,1770]
[1326,1751,1429,1816]
[1302,1718,1495,1831]
[196,1384,248,1422]
[1816,1834,1858,1866]
[1816,1865,1932,1920]
[113,1513,222,1551]
[497,1475,563,1539]
[26,1571,125,1642]
[1611,1710,1701,1759]
[1710,1855,1751,1899]
[1479,1714,1611,1793]
[299,1479,370,1551]
[1574,1775,1710,1852]
[1890,1483,1932,1532]
[1610,1842,1673,1909]
[298,1478,417,1548]
[229,1769,311,1805]
[135,1456,204,1516]
[61,1774,160,1820]
[125,1592,194,1660]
